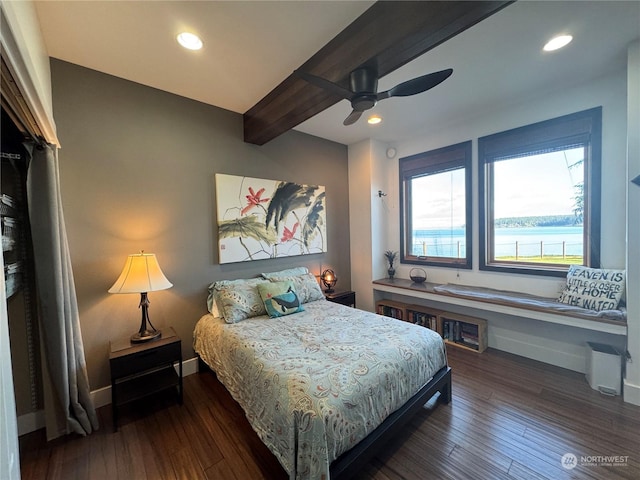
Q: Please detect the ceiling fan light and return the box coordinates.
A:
[177,32,203,50]
[543,34,572,52]
[368,115,382,125]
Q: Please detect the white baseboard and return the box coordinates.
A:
[181,355,200,376]
[17,410,45,437]
[490,330,587,373]
[91,384,112,410]
[623,378,640,406]
[18,357,199,436]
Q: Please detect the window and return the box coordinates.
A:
[478,107,601,276]
[400,141,472,268]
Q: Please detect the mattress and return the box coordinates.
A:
[193,299,447,479]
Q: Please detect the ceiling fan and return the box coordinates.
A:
[295,66,453,126]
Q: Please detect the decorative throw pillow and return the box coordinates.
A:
[268,272,325,304]
[257,281,304,318]
[261,266,309,280]
[557,265,626,311]
[212,278,269,323]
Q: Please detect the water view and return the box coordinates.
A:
[412,226,583,259]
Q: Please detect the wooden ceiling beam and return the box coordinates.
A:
[243,1,514,145]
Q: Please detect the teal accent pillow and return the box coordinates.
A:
[257,281,304,318]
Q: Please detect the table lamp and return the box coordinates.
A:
[321,269,337,293]
[108,252,172,343]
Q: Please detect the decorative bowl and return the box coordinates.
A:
[409,268,427,283]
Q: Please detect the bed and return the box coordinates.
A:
[193,271,450,480]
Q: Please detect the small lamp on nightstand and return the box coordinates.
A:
[108,252,172,343]
[320,269,337,293]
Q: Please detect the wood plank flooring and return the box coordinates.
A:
[19,347,640,479]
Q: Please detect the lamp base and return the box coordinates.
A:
[130,329,161,344]
[130,292,162,343]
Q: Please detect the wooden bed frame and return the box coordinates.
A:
[198,357,452,479]
[331,365,451,479]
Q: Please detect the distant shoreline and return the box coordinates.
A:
[493,215,581,228]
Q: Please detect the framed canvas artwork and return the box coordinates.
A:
[215,173,327,264]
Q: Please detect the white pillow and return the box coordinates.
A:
[557,265,625,311]
[206,283,222,317]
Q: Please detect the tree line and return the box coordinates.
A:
[494,215,582,228]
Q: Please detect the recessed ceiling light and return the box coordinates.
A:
[543,34,573,52]
[177,32,203,51]
[368,115,382,125]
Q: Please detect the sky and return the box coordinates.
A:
[412,169,466,229]
[493,148,583,219]
[412,147,584,229]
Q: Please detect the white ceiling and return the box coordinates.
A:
[34,1,373,112]
[35,1,640,146]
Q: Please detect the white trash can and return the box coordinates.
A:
[586,342,622,395]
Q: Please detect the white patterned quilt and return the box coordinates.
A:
[193,299,447,479]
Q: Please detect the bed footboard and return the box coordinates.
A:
[330,365,452,479]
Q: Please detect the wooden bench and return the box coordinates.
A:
[372,278,626,336]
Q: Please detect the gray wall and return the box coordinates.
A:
[50,59,350,390]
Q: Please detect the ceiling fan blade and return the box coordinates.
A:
[377,68,453,100]
[294,70,352,99]
[343,110,363,126]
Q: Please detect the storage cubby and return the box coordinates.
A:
[375,299,409,321]
[405,304,442,332]
[439,311,487,353]
[376,298,487,353]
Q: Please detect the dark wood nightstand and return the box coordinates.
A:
[325,290,356,308]
[109,327,182,431]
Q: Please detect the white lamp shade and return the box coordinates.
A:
[108,253,172,294]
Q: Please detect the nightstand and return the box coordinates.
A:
[325,290,356,308]
[109,327,182,431]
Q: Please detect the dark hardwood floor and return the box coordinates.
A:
[19,347,640,479]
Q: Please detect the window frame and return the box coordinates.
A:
[478,107,602,277]
[399,141,473,269]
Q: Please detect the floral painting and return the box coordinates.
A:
[215,173,327,264]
